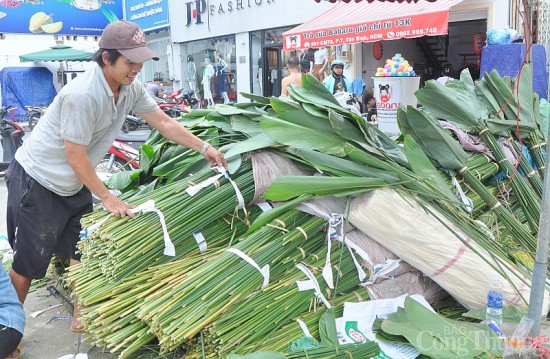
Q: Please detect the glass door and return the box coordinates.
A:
[263,47,280,97]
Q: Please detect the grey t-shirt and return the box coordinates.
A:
[15,63,158,196]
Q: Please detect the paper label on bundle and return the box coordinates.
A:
[339,294,432,358]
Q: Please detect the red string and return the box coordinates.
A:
[491,0,534,200]
[526,336,550,359]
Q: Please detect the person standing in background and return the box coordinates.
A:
[436,63,454,85]
[363,93,377,123]
[281,56,302,96]
[323,59,351,94]
[146,78,164,98]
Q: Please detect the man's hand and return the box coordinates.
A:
[101,192,136,219]
[203,145,227,169]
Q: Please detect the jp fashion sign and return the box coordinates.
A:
[0,0,123,36]
[125,0,169,32]
[173,0,303,43]
[182,0,275,27]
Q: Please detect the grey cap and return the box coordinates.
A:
[99,21,159,63]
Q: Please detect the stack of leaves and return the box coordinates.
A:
[75,66,549,357]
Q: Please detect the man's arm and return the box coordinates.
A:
[140,108,227,168]
[65,141,136,219]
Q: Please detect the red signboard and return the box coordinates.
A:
[283,0,461,51]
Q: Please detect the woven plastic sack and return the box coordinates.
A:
[349,188,550,315]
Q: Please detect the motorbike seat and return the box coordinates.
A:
[116,131,150,143]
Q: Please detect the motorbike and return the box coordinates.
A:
[158,88,201,117]
[0,105,24,172]
[122,111,151,133]
[24,105,47,130]
[95,130,149,182]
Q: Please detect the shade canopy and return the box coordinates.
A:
[283,0,462,51]
[19,45,94,62]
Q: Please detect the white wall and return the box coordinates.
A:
[235,32,250,103]
[169,0,333,43]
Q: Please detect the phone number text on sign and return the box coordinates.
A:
[391,28,438,37]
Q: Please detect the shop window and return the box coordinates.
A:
[182,36,236,105]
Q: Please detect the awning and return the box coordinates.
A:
[19,45,94,62]
[283,0,463,51]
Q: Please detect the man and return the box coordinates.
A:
[436,64,454,85]
[146,78,164,98]
[281,56,302,96]
[363,93,377,123]
[0,265,24,359]
[323,59,352,94]
[5,20,226,334]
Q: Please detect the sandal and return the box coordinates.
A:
[6,342,21,359]
[70,324,86,333]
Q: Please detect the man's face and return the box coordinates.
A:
[103,53,143,86]
[368,98,376,107]
[333,65,343,75]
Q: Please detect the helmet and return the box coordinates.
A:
[331,59,345,69]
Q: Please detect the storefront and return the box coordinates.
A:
[125,0,171,90]
[282,0,504,94]
[168,0,333,103]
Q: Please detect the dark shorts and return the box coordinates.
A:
[5,160,93,279]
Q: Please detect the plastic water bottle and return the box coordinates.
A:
[486,274,503,325]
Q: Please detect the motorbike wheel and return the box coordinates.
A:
[95,155,132,181]
[94,156,131,204]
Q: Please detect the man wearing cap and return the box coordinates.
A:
[4,21,227,334]
[323,59,352,94]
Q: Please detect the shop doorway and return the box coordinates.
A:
[263,47,281,97]
[263,47,294,97]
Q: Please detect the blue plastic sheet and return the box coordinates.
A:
[480,43,548,100]
[0,67,57,121]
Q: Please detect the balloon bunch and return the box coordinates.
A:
[375,53,416,77]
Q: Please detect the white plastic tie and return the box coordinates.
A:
[79,200,174,256]
[256,202,272,212]
[186,165,245,210]
[226,248,269,288]
[296,319,313,338]
[452,175,473,213]
[79,215,110,239]
[295,202,371,283]
[193,230,207,253]
[296,263,332,309]
[131,200,174,256]
[214,165,245,210]
[185,173,224,197]
[322,213,344,289]
[365,259,401,285]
